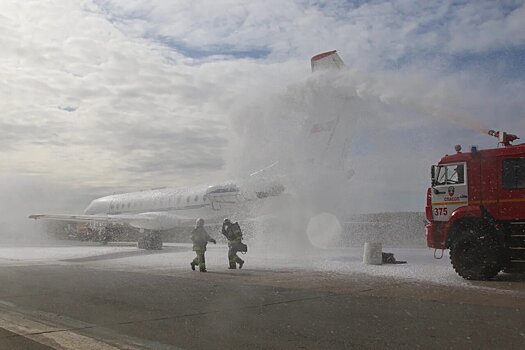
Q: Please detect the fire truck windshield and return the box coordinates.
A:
[435,164,465,186]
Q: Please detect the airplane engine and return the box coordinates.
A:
[127,212,193,231]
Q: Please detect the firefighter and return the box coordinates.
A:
[190,218,216,272]
[222,218,246,269]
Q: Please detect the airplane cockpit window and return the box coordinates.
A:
[206,184,240,194]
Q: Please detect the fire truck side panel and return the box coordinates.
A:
[479,156,500,218]
[467,157,481,204]
[498,156,525,220]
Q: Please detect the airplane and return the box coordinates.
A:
[31,179,284,249]
[29,50,353,250]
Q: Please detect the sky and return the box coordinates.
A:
[1,0,525,213]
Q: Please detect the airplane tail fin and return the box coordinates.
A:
[232,50,355,194]
[311,50,345,72]
[297,51,355,180]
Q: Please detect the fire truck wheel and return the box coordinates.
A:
[450,231,503,280]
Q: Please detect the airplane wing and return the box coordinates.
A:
[29,212,195,230]
[28,213,148,223]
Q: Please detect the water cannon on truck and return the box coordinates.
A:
[487,129,519,147]
[426,130,525,280]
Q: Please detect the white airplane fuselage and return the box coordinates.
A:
[80,180,283,231]
[29,179,284,249]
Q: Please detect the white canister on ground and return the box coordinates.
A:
[363,242,382,265]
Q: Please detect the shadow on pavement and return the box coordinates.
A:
[61,246,191,263]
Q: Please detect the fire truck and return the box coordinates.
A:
[426,130,525,280]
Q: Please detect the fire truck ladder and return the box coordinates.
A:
[507,222,525,272]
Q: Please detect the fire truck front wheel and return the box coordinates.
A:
[450,230,503,280]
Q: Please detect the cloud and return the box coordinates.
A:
[96,1,525,65]
[0,0,234,187]
[0,0,524,213]
[0,174,95,243]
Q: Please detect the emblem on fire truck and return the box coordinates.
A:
[448,186,455,197]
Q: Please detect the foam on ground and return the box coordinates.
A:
[2,243,522,295]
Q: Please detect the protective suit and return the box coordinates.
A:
[190,218,216,272]
[222,219,246,269]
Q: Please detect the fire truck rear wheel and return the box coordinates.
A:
[450,230,503,280]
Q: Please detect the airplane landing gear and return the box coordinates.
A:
[99,228,112,245]
[137,231,163,250]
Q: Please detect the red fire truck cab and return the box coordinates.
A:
[426,131,525,280]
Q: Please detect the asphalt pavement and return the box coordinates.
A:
[0,245,524,349]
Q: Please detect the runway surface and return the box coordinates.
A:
[0,242,523,349]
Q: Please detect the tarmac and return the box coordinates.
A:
[0,242,524,349]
